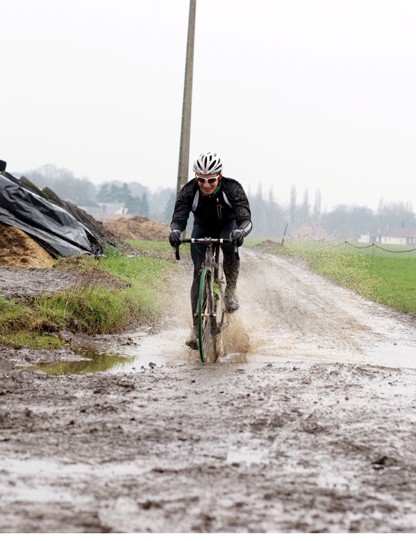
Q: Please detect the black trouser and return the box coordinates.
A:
[190,221,240,324]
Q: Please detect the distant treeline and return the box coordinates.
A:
[19,164,416,241]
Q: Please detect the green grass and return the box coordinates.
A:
[261,239,416,315]
[127,238,193,261]
[126,239,173,254]
[0,248,177,349]
[366,255,416,313]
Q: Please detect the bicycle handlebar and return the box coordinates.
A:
[181,238,231,244]
[175,238,232,260]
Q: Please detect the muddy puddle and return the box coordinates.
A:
[28,330,251,376]
[28,324,416,377]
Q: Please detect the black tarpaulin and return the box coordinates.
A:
[0,173,103,258]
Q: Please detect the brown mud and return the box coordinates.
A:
[1,249,416,533]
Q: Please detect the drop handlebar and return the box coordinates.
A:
[175,238,232,261]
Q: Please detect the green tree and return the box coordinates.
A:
[289,185,297,226]
[164,192,176,224]
[313,190,322,220]
[126,195,140,215]
[139,193,150,217]
[22,164,96,203]
[97,183,112,202]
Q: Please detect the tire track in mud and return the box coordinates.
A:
[230,249,416,368]
[238,250,370,354]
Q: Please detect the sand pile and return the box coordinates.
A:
[0,224,54,269]
[104,216,169,241]
[0,214,168,269]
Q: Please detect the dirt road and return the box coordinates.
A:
[1,249,416,533]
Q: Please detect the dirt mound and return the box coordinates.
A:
[0,224,54,268]
[64,203,134,254]
[253,239,283,251]
[104,216,169,241]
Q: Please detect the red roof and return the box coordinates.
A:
[377,226,416,238]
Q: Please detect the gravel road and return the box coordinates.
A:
[1,249,416,533]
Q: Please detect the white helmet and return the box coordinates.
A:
[192,151,223,175]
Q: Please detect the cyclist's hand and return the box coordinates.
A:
[230,229,244,246]
[169,229,182,247]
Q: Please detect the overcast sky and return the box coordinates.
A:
[2,0,416,211]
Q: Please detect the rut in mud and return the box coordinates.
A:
[1,249,416,533]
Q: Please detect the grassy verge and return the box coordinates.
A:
[0,243,177,349]
[260,239,416,315]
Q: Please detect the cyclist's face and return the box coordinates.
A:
[196,174,221,196]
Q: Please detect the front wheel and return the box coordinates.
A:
[211,278,225,361]
[197,268,212,363]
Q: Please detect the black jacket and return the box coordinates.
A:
[170,176,252,233]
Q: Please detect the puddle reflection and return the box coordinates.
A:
[28,349,135,376]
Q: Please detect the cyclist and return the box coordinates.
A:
[169,151,252,349]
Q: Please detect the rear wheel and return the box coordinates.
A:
[197,268,212,363]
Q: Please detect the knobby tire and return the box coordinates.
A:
[197,268,212,363]
[211,277,225,362]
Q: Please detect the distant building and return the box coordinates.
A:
[77,202,102,221]
[95,203,128,222]
[358,227,416,245]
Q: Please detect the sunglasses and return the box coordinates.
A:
[196,175,220,184]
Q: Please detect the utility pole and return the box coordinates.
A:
[176,0,197,196]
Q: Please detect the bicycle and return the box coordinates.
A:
[176,238,231,363]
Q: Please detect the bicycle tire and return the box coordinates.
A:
[197,267,212,363]
[210,278,225,361]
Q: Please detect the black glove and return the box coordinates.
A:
[169,230,182,247]
[230,229,244,246]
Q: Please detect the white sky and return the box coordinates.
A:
[2,0,416,211]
